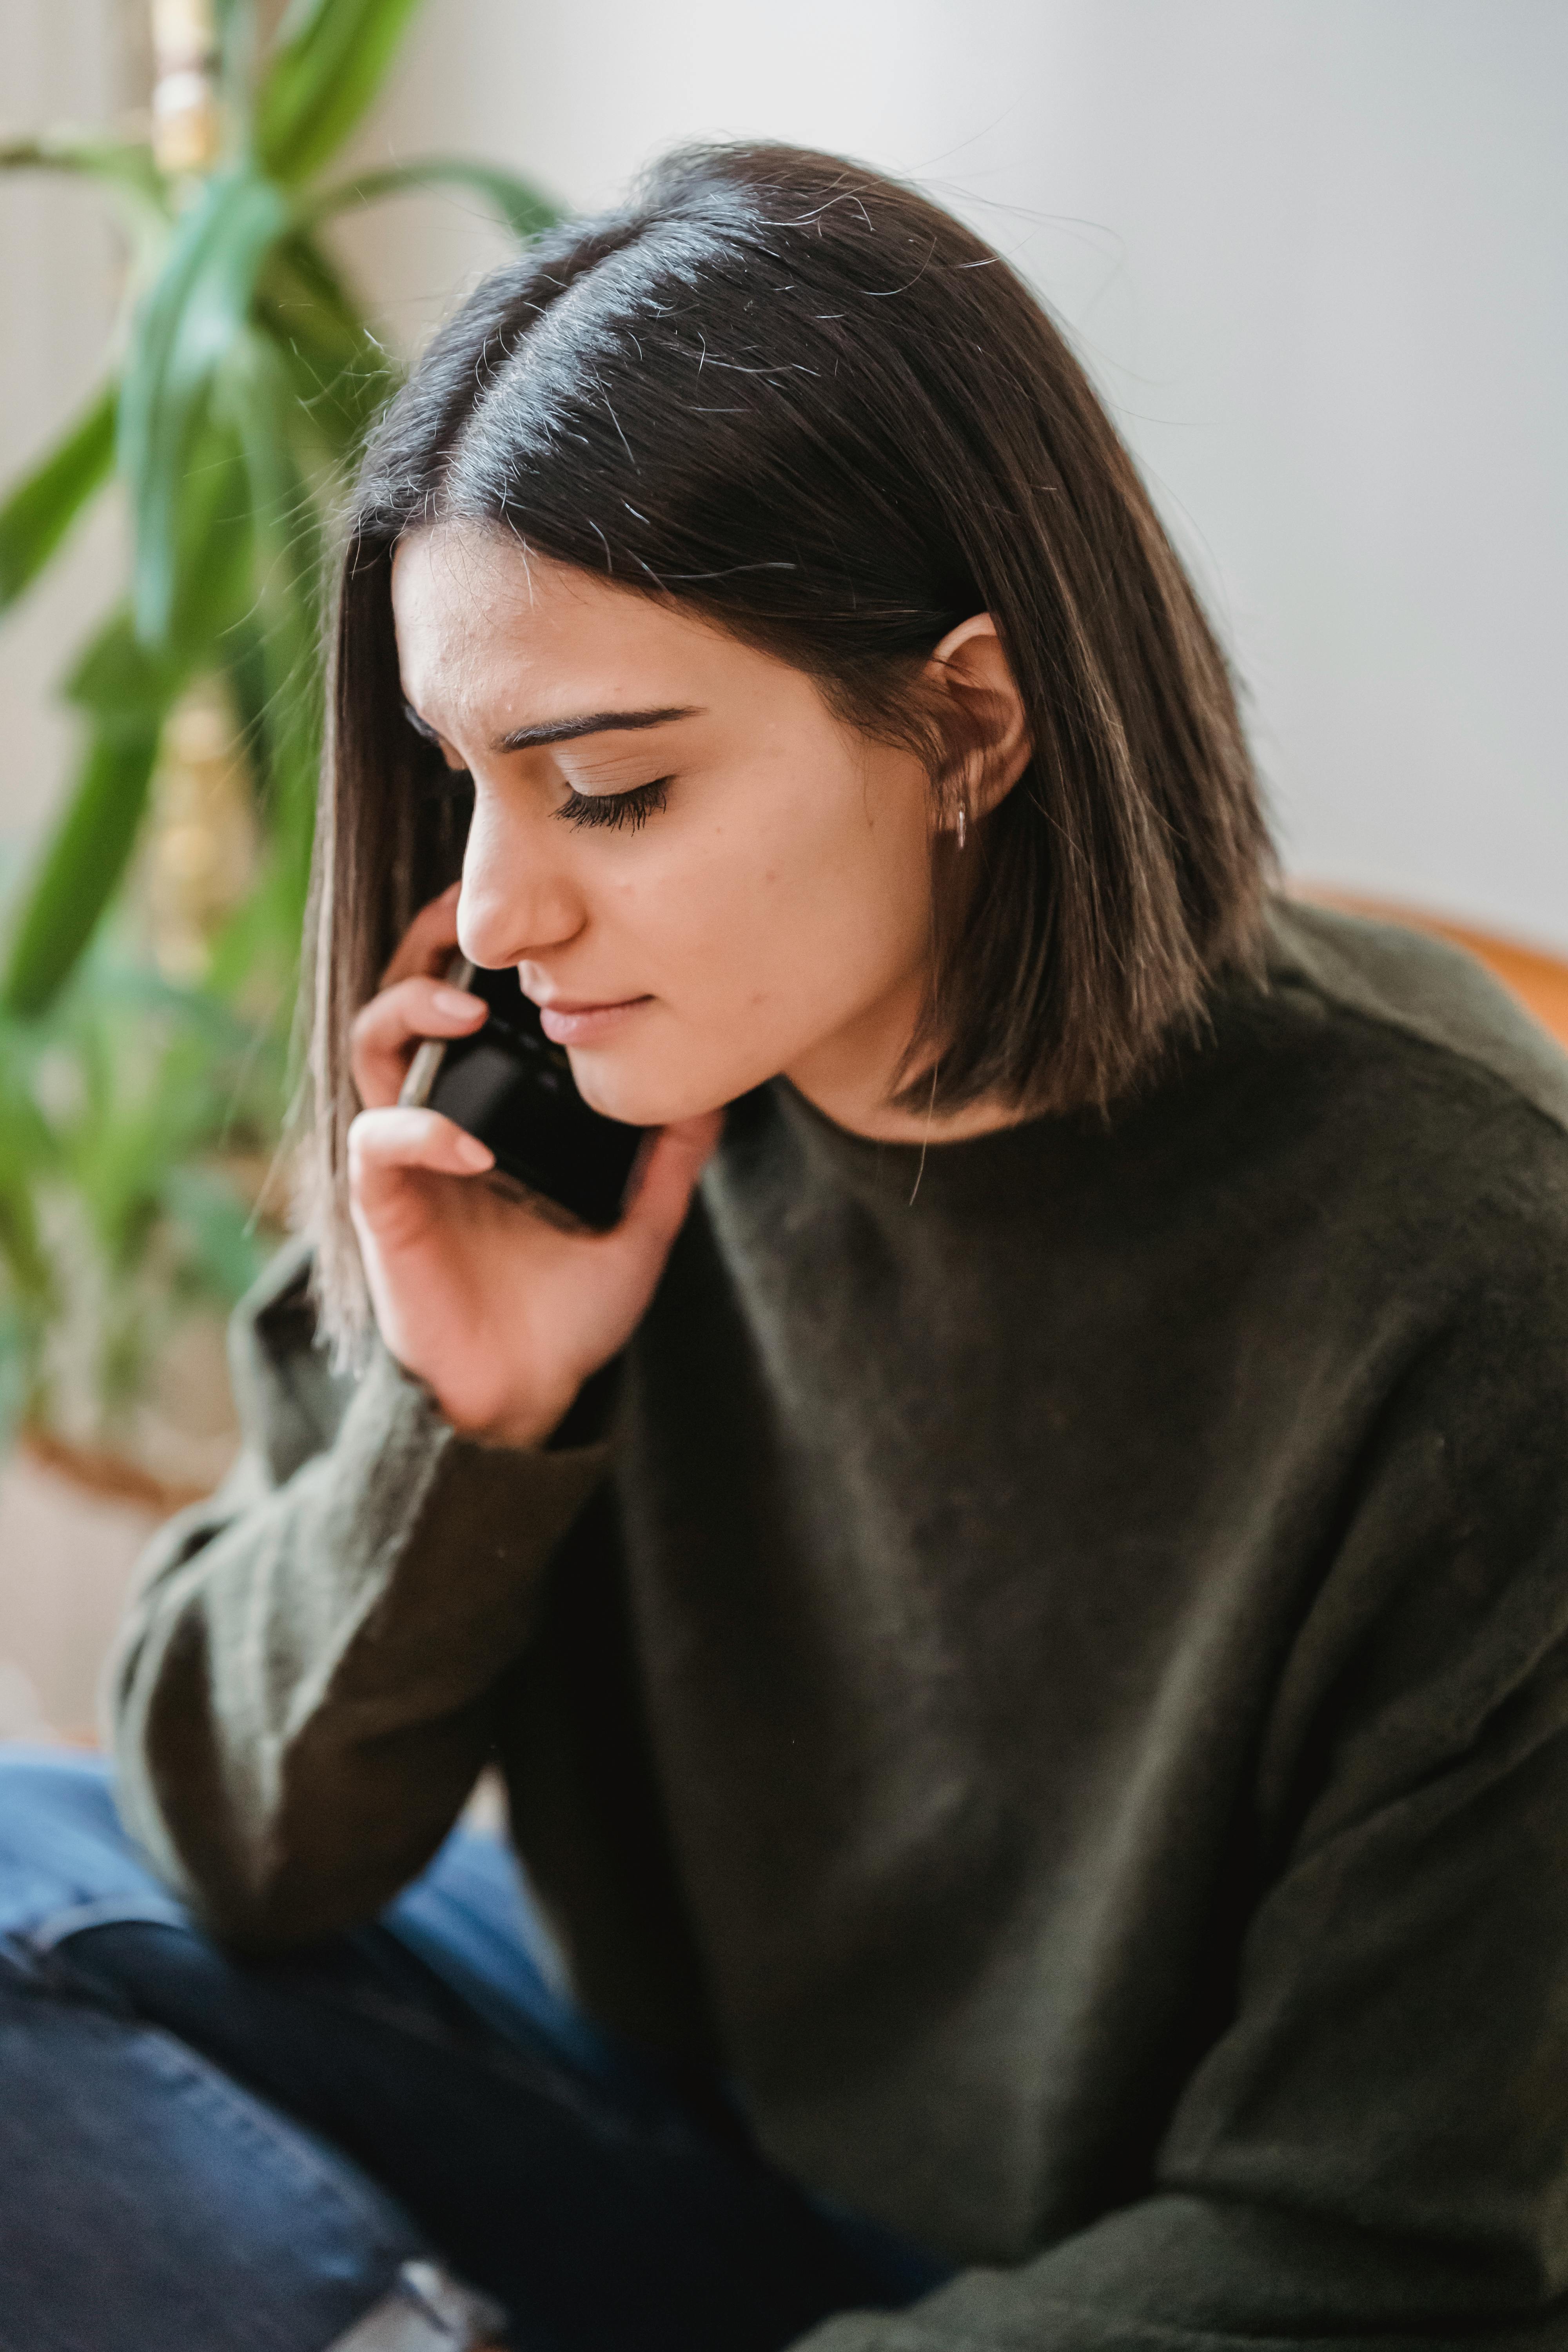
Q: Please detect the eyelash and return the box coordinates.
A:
[408,709,671,835]
[552,778,671,833]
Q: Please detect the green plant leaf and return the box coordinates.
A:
[255,232,397,458]
[119,167,287,646]
[1,720,165,1016]
[2,619,172,1017]
[161,1162,268,1303]
[231,333,324,952]
[212,0,262,149]
[221,615,272,795]
[256,0,426,186]
[62,413,251,726]
[0,1045,57,1185]
[0,1036,57,1308]
[306,154,559,243]
[0,1299,40,1450]
[164,413,257,668]
[0,1177,54,1310]
[0,384,117,616]
[62,607,178,723]
[0,131,169,248]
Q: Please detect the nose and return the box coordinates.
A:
[456,788,585,970]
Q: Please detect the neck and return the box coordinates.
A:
[780,976,1030,1146]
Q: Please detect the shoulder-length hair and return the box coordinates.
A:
[308,140,1272,1345]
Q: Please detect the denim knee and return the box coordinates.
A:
[0,1963,435,2352]
[0,1743,186,1951]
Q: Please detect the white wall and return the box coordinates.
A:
[341,0,1568,948]
[4,1,1564,946]
[0,0,127,848]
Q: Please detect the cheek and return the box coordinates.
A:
[642,759,931,1026]
[747,762,933,992]
[642,815,842,1003]
[563,737,934,1123]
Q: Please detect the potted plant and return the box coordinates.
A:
[0,929,284,1511]
[0,0,555,1498]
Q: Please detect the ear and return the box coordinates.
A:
[923,614,1032,838]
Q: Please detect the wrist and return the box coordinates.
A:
[467,1355,623,1453]
[456,1388,579,1452]
[386,1355,581,1453]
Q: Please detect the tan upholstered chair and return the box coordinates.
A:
[1296,890,1568,1054]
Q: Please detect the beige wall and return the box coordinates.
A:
[4,0,1566,945]
[0,0,128,848]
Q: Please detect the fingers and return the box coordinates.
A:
[348,1106,493,1219]
[379,880,463,989]
[352,974,487,1107]
[620,1111,725,1254]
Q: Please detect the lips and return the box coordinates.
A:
[535,994,652,1046]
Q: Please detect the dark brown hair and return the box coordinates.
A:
[308,140,1272,1341]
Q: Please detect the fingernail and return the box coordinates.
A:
[434,987,485,1020]
[455,1132,494,1170]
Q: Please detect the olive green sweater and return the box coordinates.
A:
[112,901,1568,2352]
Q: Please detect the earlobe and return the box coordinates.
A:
[927,612,1032,829]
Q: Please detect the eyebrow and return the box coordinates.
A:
[490,705,700,753]
[405,702,700,754]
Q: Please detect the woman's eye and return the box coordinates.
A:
[552,778,671,833]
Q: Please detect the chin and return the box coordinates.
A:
[568,1058,673,1129]
[568,1050,731,1131]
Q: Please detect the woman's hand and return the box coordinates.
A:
[347,884,721,1448]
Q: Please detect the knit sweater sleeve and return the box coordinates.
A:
[796,1252,1568,2352]
[107,1242,611,1947]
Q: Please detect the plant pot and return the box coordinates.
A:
[18,1421,211,1519]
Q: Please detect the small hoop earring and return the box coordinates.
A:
[956,799,968,851]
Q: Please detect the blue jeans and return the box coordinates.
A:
[0,1748,946,2352]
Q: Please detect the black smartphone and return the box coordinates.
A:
[400,958,646,1230]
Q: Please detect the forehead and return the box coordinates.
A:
[392,523,733,732]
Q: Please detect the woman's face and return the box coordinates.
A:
[392,522,952,1136]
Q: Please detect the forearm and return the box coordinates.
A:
[110,1345,608,1946]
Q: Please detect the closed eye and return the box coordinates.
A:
[403,705,672,831]
[552,778,671,833]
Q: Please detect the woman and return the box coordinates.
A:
[4,140,1567,2352]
